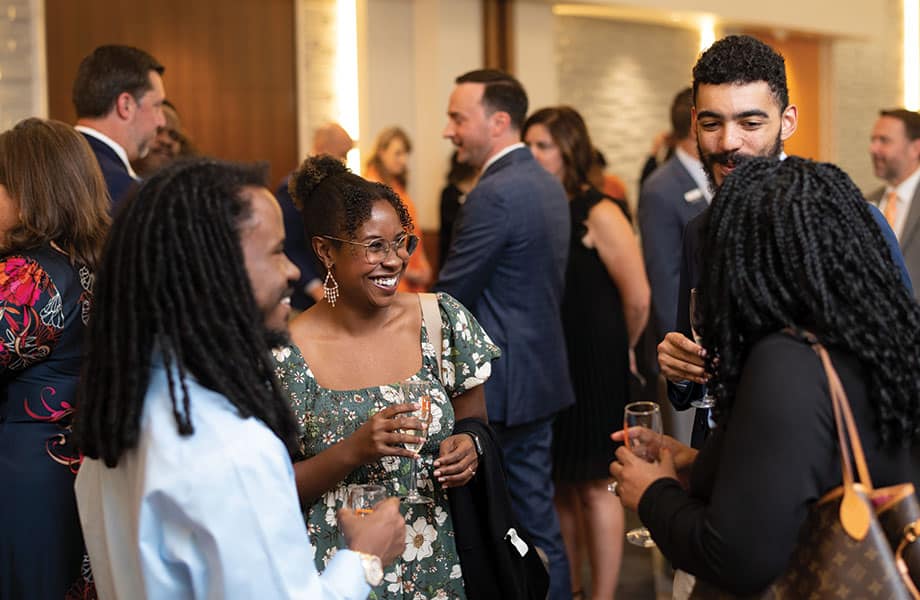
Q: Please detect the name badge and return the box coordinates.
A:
[684,189,703,203]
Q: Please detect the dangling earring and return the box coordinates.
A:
[323,266,339,307]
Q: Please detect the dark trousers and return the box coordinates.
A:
[492,418,572,600]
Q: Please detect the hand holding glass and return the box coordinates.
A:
[623,401,662,548]
[689,288,716,409]
[398,381,433,505]
[347,484,387,516]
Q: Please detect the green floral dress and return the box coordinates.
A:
[273,293,500,600]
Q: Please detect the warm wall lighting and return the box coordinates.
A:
[698,15,717,54]
[905,0,919,110]
[336,0,361,170]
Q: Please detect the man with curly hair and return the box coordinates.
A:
[655,35,910,448]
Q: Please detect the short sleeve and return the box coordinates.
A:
[0,255,64,372]
[435,292,501,397]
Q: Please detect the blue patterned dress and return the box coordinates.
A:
[0,245,94,599]
[273,293,500,599]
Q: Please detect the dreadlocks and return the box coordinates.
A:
[74,158,300,467]
[699,156,920,447]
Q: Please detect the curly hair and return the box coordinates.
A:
[74,158,301,466]
[522,106,594,198]
[699,156,920,447]
[693,35,788,111]
[289,155,412,270]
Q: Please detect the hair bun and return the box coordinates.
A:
[290,154,350,208]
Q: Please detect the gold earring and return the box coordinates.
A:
[323,266,339,307]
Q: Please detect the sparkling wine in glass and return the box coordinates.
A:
[623,401,663,548]
[347,484,387,516]
[398,381,433,505]
[689,288,716,409]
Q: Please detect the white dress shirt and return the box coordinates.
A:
[880,165,920,240]
[481,142,526,174]
[75,361,369,600]
[75,125,140,180]
[674,146,712,203]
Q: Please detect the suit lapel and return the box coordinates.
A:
[899,185,920,251]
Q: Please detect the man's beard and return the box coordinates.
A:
[698,129,783,192]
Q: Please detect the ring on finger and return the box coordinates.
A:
[608,481,619,496]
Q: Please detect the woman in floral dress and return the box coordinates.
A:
[0,119,110,599]
[274,155,499,599]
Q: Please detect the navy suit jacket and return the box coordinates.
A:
[669,199,912,447]
[638,155,708,340]
[275,176,320,311]
[80,133,137,208]
[436,147,575,426]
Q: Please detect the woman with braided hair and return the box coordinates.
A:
[274,155,500,599]
[609,156,920,596]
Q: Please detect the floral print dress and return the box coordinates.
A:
[274,293,500,600]
[0,245,95,600]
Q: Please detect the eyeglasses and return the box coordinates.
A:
[323,233,419,264]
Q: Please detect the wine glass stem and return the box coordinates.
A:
[409,455,418,496]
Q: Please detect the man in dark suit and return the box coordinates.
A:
[639,88,709,351]
[868,108,920,300]
[639,88,708,445]
[436,69,573,600]
[73,45,166,208]
[658,36,911,448]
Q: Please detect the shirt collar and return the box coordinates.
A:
[889,164,920,202]
[75,125,139,180]
[481,142,526,175]
[674,146,712,202]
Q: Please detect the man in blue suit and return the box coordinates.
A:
[73,45,166,208]
[436,69,574,600]
[639,88,709,341]
[639,88,708,445]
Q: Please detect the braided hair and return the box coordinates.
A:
[289,155,412,268]
[74,158,300,467]
[699,156,920,447]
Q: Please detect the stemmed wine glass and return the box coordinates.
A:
[398,381,433,505]
[622,401,663,548]
[689,288,716,409]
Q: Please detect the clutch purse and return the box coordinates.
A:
[690,336,920,599]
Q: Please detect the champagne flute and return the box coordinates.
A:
[347,484,387,516]
[689,288,716,409]
[623,401,662,548]
[398,381,433,505]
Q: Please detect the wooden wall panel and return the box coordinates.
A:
[45,0,298,185]
[744,30,822,161]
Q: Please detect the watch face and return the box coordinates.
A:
[361,554,383,586]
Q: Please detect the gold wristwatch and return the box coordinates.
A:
[356,552,383,586]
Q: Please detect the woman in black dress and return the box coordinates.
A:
[523,106,650,599]
[609,157,920,596]
[0,119,110,599]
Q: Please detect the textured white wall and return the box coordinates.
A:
[555,16,699,205]
[295,0,339,162]
[0,0,46,129]
[825,0,903,194]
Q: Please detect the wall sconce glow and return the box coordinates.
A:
[698,15,717,54]
[335,0,361,170]
[905,0,919,110]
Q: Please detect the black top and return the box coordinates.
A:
[640,332,920,596]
